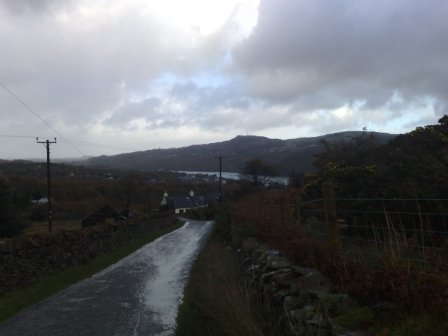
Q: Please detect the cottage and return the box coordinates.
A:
[173,190,216,214]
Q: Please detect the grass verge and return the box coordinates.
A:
[23,219,82,235]
[0,218,182,322]
[176,241,273,336]
[176,209,282,336]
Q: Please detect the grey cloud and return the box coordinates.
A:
[0,0,73,15]
[170,81,198,100]
[2,0,445,159]
[0,0,247,134]
[170,80,248,112]
[0,0,258,158]
[0,3,192,128]
[105,79,253,132]
[233,0,448,111]
[106,97,162,126]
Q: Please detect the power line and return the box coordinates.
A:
[0,133,142,152]
[64,138,140,151]
[0,81,84,156]
[0,134,37,139]
[0,82,151,155]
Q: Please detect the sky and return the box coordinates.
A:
[0,0,447,159]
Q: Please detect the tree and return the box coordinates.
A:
[0,177,27,237]
[314,132,380,170]
[308,115,448,199]
[116,173,140,216]
[0,178,11,215]
[288,170,304,188]
[240,159,278,186]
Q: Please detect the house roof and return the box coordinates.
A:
[173,196,205,209]
[173,194,219,209]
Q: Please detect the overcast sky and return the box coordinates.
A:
[0,0,446,159]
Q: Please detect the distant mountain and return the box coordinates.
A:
[85,131,397,174]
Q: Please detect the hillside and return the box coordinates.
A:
[85,131,396,174]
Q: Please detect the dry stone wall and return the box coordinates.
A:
[0,216,174,295]
[240,237,369,336]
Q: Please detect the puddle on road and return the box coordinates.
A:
[133,221,213,336]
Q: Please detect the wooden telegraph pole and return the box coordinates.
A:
[216,156,226,203]
[37,137,57,233]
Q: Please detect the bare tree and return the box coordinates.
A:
[117,173,140,216]
[240,159,278,186]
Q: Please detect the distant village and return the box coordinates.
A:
[160,190,219,215]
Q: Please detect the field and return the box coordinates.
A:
[23,219,82,235]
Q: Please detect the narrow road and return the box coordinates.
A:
[0,220,213,336]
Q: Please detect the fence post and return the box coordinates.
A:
[323,182,340,252]
[294,192,301,231]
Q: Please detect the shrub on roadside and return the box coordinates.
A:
[0,178,29,237]
[176,237,281,336]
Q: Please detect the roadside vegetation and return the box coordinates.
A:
[232,190,447,335]
[227,117,448,335]
[178,116,448,335]
[176,208,282,336]
[0,217,182,322]
[304,116,448,334]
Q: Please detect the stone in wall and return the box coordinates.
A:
[239,237,371,336]
[0,215,173,295]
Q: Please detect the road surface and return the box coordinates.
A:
[0,220,213,336]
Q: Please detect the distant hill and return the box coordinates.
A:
[85,131,397,175]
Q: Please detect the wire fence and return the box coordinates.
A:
[300,190,448,272]
[230,187,448,274]
[230,188,448,310]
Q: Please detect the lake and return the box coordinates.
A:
[179,171,288,185]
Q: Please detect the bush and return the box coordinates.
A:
[213,205,231,240]
[0,216,29,237]
[28,204,48,221]
[0,178,28,237]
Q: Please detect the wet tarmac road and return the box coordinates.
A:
[0,220,213,336]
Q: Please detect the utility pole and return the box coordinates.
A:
[37,137,57,233]
[215,156,226,203]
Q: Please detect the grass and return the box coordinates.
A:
[389,313,448,336]
[23,219,83,235]
[176,227,282,336]
[0,218,182,322]
[176,241,265,336]
[333,306,377,330]
[229,192,448,335]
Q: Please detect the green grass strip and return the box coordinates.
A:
[0,220,183,322]
[176,235,283,336]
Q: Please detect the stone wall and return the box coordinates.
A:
[0,215,175,295]
[240,237,370,336]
